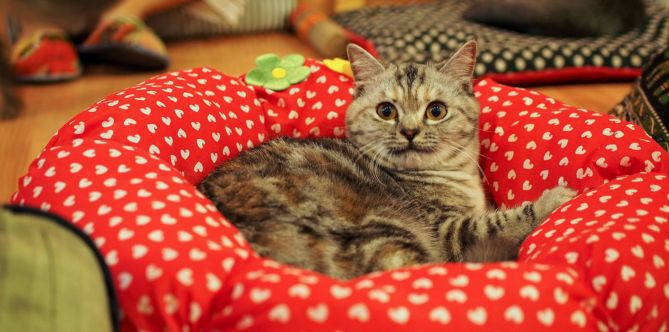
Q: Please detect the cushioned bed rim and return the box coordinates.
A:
[481,66,642,86]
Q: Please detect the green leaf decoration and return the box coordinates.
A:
[265,78,291,91]
[279,54,305,68]
[245,53,311,91]
[286,66,311,84]
[255,54,280,68]
[245,68,268,86]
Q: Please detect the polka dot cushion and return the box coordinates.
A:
[332,1,669,85]
[11,60,669,331]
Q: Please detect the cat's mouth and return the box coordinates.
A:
[387,143,436,155]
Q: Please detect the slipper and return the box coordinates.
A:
[11,29,82,83]
[79,16,169,71]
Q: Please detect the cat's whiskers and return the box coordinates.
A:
[367,144,386,186]
[443,139,490,184]
[476,128,497,134]
[353,141,380,162]
[354,140,392,186]
[353,140,384,166]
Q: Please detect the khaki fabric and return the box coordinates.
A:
[0,208,113,332]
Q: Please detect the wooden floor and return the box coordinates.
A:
[0,32,632,201]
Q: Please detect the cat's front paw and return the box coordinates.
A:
[533,186,577,221]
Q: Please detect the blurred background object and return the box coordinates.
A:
[0,39,22,119]
[7,0,184,82]
[291,1,377,58]
[4,0,307,82]
[147,0,295,40]
[332,0,668,85]
[6,0,111,37]
[463,0,646,38]
[610,47,669,151]
[1,2,22,119]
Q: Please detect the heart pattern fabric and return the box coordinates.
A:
[11,60,669,331]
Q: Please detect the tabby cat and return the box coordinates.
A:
[198,41,576,280]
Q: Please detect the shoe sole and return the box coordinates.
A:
[78,43,169,71]
[16,69,83,83]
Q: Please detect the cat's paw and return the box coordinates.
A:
[533,186,578,221]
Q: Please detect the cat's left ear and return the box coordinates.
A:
[438,40,478,88]
[347,44,385,82]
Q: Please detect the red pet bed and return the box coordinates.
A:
[11,59,669,331]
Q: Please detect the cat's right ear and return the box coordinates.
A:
[347,44,385,82]
[439,40,477,77]
[438,40,478,93]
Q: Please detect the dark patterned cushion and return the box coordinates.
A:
[611,48,669,151]
[333,1,669,85]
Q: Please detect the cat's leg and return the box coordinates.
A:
[348,218,442,277]
[366,240,429,272]
[437,186,577,262]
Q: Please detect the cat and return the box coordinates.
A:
[197,40,576,280]
[463,0,646,38]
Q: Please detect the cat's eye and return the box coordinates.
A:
[376,102,398,120]
[426,101,448,121]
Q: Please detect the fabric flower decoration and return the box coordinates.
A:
[323,58,353,78]
[245,53,311,91]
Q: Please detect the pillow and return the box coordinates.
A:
[333,1,669,85]
[611,48,669,151]
[462,0,645,38]
[11,60,669,331]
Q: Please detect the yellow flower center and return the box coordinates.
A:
[271,67,287,79]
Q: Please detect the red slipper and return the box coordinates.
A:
[11,29,82,83]
[79,16,169,71]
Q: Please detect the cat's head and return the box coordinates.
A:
[345,41,480,171]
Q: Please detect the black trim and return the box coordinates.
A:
[3,205,120,332]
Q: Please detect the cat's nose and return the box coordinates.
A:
[400,127,420,142]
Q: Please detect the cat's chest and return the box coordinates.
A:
[396,172,488,212]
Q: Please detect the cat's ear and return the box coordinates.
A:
[347,44,385,82]
[438,40,478,86]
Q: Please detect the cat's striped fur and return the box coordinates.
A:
[198,41,576,280]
